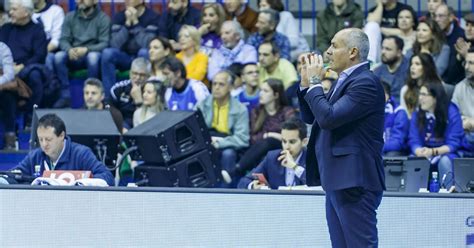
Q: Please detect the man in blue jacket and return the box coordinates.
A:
[14,114,114,186]
[299,28,385,247]
[237,118,307,190]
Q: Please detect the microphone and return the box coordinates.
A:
[0,170,36,183]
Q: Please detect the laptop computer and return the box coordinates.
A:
[384,156,430,193]
[453,158,474,193]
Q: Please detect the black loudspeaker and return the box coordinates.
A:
[123,110,211,165]
[134,149,220,187]
[31,109,121,166]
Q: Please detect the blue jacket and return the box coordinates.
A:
[14,137,114,186]
[237,149,307,189]
[408,103,463,154]
[299,63,386,191]
[383,98,409,153]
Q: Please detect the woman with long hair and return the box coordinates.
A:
[406,19,450,75]
[381,8,418,54]
[132,80,166,127]
[400,53,443,117]
[176,25,209,83]
[408,83,463,189]
[199,3,226,56]
[221,78,295,184]
[148,36,174,82]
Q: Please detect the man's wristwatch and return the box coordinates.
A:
[309,75,322,86]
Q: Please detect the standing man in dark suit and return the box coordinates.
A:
[298,28,385,247]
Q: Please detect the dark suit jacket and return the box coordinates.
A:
[237,149,307,189]
[298,63,386,191]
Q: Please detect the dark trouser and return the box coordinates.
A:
[325,188,383,248]
[18,67,43,110]
[235,137,281,176]
[0,91,17,132]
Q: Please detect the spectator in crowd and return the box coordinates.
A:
[222,78,295,184]
[223,0,258,34]
[258,41,298,89]
[133,80,165,127]
[176,25,208,83]
[159,0,200,45]
[237,118,308,189]
[365,0,414,63]
[207,20,257,81]
[434,4,465,85]
[0,0,8,26]
[148,36,174,82]
[13,114,115,185]
[454,13,474,61]
[161,57,209,111]
[197,70,249,185]
[110,57,150,129]
[381,81,409,156]
[0,0,47,112]
[83,78,124,133]
[235,63,260,115]
[226,62,243,94]
[316,0,364,54]
[247,9,291,61]
[409,83,463,189]
[381,8,418,55]
[54,0,111,108]
[421,0,445,21]
[367,0,414,29]
[199,3,225,55]
[400,53,445,117]
[373,35,409,103]
[406,19,450,76]
[452,48,474,157]
[32,0,64,71]
[258,0,309,62]
[101,0,160,99]
[0,42,16,149]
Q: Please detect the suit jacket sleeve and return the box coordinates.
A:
[303,74,380,130]
[237,159,267,189]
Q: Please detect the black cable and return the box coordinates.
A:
[108,145,138,171]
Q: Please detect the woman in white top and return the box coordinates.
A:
[381,8,418,55]
[133,80,166,127]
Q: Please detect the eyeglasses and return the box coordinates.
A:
[419,92,432,97]
[131,71,149,78]
[245,71,258,75]
[433,14,449,19]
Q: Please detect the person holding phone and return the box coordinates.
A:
[237,118,308,189]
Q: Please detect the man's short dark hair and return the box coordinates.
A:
[160,57,187,79]
[281,118,307,139]
[384,35,404,52]
[259,8,280,28]
[38,114,66,136]
[260,41,280,55]
[84,78,104,93]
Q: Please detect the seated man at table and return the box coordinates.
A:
[11,113,114,186]
[237,118,308,189]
